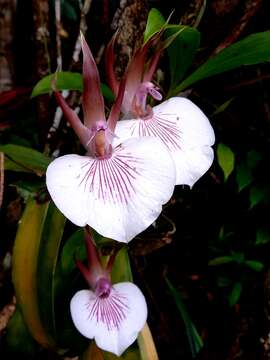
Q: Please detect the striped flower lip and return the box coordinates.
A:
[114,97,215,187]
[70,229,147,356]
[46,34,176,243]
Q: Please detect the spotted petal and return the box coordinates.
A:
[70,282,147,356]
[46,137,175,242]
[114,97,215,187]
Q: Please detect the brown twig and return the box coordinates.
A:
[212,0,262,55]
[0,152,4,209]
[32,0,52,148]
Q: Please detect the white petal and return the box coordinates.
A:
[115,96,215,187]
[46,137,175,242]
[70,282,147,356]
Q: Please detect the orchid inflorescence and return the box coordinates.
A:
[46,27,214,355]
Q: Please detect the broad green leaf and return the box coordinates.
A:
[217,143,235,181]
[236,151,261,192]
[255,227,270,245]
[208,256,234,266]
[247,150,262,169]
[166,26,200,91]
[173,31,270,93]
[144,8,165,43]
[165,277,203,358]
[12,199,56,348]
[244,260,264,272]
[31,72,114,101]
[249,184,270,208]
[6,308,39,355]
[228,282,242,307]
[0,144,50,175]
[236,162,253,192]
[37,203,66,340]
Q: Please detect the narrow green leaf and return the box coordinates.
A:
[228,282,242,307]
[31,72,114,101]
[211,97,235,116]
[37,203,66,340]
[4,157,32,173]
[166,26,200,91]
[173,31,270,93]
[208,256,234,266]
[217,143,235,181]
[144,8,165,43]
[244,260,264,272]
[165,277,203,358]
[12,199,56,349]
[0,144,50,175]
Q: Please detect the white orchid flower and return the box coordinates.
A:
[106,28,215,187]
[70,228,147,356]
[46,34,176,243]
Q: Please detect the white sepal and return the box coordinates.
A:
[115,96,215,187]
[70,282,147,356]
[46,136,175,243]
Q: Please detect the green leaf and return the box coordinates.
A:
[255,227,270,245]
[0,144,50,175]
[62,0,78,22]
[60,228,85,276]
[6,308,39,355]
[211,97,235,116]
[144,8,165,43]
[249,184,270,208]
[236,162,253,192]
[12,199,56,349]
[228,282,242,307]
[208,256,234,266]
[31,72,114,101]
[217,143,235,181]
[247,150,262,169]
[37,203,66,340]
[166,26,200,91]
[173,31,270,93]
[12,179,45,202]
[4,157,33,173]
[165,277,203,358]
[244,260,264,272]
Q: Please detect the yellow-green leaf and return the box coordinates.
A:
[217,143,235,181]
[12,199,56,349]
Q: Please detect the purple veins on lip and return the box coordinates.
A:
[78,150,141,204]
[87,290,129,330]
